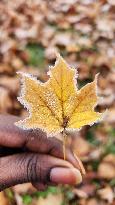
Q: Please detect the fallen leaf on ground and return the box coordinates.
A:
[97,186,114,204]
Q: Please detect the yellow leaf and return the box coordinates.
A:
[16,55,104,136]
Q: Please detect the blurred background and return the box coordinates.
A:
[0,0,115,204]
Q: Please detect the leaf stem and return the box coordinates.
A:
[62,131,67,160]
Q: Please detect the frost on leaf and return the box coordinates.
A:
[16,55,104,136]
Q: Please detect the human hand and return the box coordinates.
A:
[0,114,85,191]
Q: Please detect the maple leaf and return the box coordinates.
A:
[16,55,104,136]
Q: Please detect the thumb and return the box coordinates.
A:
[0,153,82,191]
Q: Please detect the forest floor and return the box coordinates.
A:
[0,0,115,205]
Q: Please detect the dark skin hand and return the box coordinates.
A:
[0,115,85,191]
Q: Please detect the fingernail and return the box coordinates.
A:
[73,153,86,175]
[50,167,82,185]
